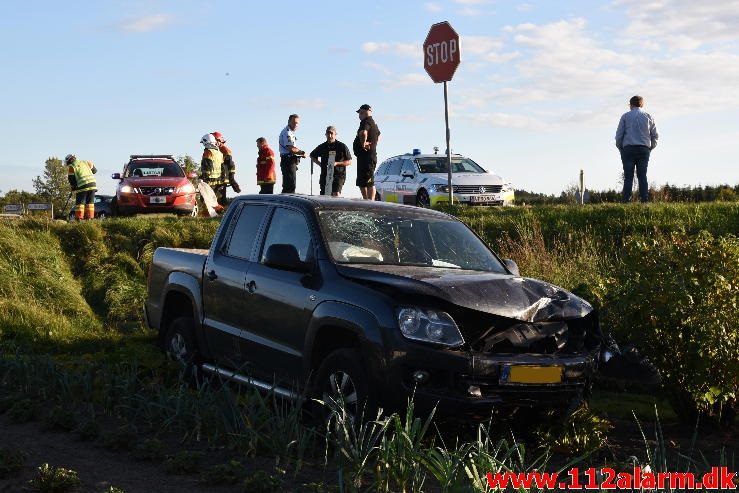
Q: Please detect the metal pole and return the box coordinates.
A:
[444,81,452,204]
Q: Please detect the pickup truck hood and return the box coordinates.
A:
[336,264,592,322]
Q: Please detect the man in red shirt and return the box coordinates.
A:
[256,137,276,194]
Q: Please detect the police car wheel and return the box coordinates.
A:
[416,189,431,208]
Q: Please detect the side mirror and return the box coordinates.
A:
[111,173,121,180]
[503,259,520,277]
[187,172,198,179]
[264,244,310,273]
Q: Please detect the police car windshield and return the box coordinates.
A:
[125,162,184,178]
[319,210,506,272]
[415,157,486,174]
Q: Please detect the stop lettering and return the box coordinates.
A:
[423,21,461,83]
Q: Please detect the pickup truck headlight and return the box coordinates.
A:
[397,307,464,347]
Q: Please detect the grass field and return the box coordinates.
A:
[0,203,736,491]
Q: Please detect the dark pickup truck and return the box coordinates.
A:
[145,195,605,419]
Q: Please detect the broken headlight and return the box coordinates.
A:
[396,307,465,347]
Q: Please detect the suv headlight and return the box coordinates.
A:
[396,307,464,347]
[176,183,195,194]
[120,185,135,193]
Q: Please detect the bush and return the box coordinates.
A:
[30,463,81,493]
[603,231,739,423]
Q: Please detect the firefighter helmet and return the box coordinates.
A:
[64,154,76,164]
[200,133,218,149]
[211,131,225,144]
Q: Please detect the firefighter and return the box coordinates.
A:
[256,137,277,194]
[211,131,241,204]
[199,133,225,212]
[65,154,97,220]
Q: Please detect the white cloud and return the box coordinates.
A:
[381,73,428,89]
[458,7,483,16]
[517,3,533,12]
[454,0,489,4]
[462,36,503,55]
[362,41,419,58]
[425,2,442,12]
[118,14,174,33]
[614,0,739,50]
[364,62,393,75]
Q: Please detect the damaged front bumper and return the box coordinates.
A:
[382,339,598,417]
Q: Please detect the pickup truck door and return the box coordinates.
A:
[201,203,269,371]
[240,206,318,381]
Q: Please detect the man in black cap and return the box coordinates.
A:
[310,126,352,196]
[353,104,381,200]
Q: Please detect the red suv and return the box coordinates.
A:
[112,155,197,216]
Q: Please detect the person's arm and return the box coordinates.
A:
[335,144,352,166]
[88,161,97,174]
[286,130,304,156]
[615,116,625,150]
[309,144,322,166]
[649,115,658,150]
[201,151,213,180]
[67,166,77,190]
[370,130,381,152]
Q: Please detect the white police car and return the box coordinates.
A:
[374,150,514,207]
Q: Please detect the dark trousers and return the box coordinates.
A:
[280,155,298,194]
[259,184,274,194]
[620,145,651,202]
[213,184,228,206]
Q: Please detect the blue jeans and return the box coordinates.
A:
[620,145,651,202]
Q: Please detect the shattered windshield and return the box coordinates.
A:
[318,210,507,272]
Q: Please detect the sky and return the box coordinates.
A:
[2,0,738,198]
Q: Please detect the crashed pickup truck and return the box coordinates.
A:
[145,195,606,419]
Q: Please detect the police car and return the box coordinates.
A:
[374,149,514,207]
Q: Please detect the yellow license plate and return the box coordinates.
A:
[506,365,562,384]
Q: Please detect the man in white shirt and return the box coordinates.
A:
[615,95,659,202]
[278,114,306,194]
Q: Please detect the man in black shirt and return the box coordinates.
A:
[353,104,381,200]
[310,126,352,196]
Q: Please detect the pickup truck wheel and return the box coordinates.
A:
[165,316,199,367]
[314,348,376,423]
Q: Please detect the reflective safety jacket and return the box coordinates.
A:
[257,144,276,185]
[68,159,97,192]
[201,148,225,185]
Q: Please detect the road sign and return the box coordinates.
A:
[423,21,460,83]
[3,204,23,214]
[28,203,51,211]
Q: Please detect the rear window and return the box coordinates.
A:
[125,161,184,178]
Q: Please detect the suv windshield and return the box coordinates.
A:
[125,162,184,178]
[415,157,486,174]
[319,210,506,272]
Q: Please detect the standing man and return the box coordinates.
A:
[256,137,277,194]
[353,104,381,200]
[278,114,306,194]
[200,133,225,211]
[66,154,97,220]
[310,126,352,197]
[211,131,241,205]
[615,95,659,203]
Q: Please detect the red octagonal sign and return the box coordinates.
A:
[423,21,460,83]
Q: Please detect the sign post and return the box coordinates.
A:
[424,21,460,205]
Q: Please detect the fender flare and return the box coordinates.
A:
[157,272,209,357]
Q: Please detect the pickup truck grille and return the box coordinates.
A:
[139,186,175,196]
[454,185,503,194]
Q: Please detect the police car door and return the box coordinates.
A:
[378,158,402,203]
[397,159,418,205]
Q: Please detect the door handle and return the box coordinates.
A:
[246,280,257,293]
[206,270,218,281]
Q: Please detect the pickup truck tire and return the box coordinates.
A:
[314,348,376,423]
[164,316,199,367]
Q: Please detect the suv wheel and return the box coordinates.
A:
[416,189,431,208]
[164,316,198,367]
[314,348,376,423]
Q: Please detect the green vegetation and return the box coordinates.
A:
[0,204,736,490]
[30,463,81,493]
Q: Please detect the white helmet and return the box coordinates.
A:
[200,133,218,149]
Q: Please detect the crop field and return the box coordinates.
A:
[0,202,737,492]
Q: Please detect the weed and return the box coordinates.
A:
[103,488,126,493]
[100,425,137,451]
[0,447,26,479]
[201,460,245,485]
[42,405,77,432]
[242,469,282,493]
[30,463,81,493]
[535,407,613,456]
[132,438,165,461]
[8,398,39,423]
[163,450,204,474]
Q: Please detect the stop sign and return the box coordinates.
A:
[423,21,460,83]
